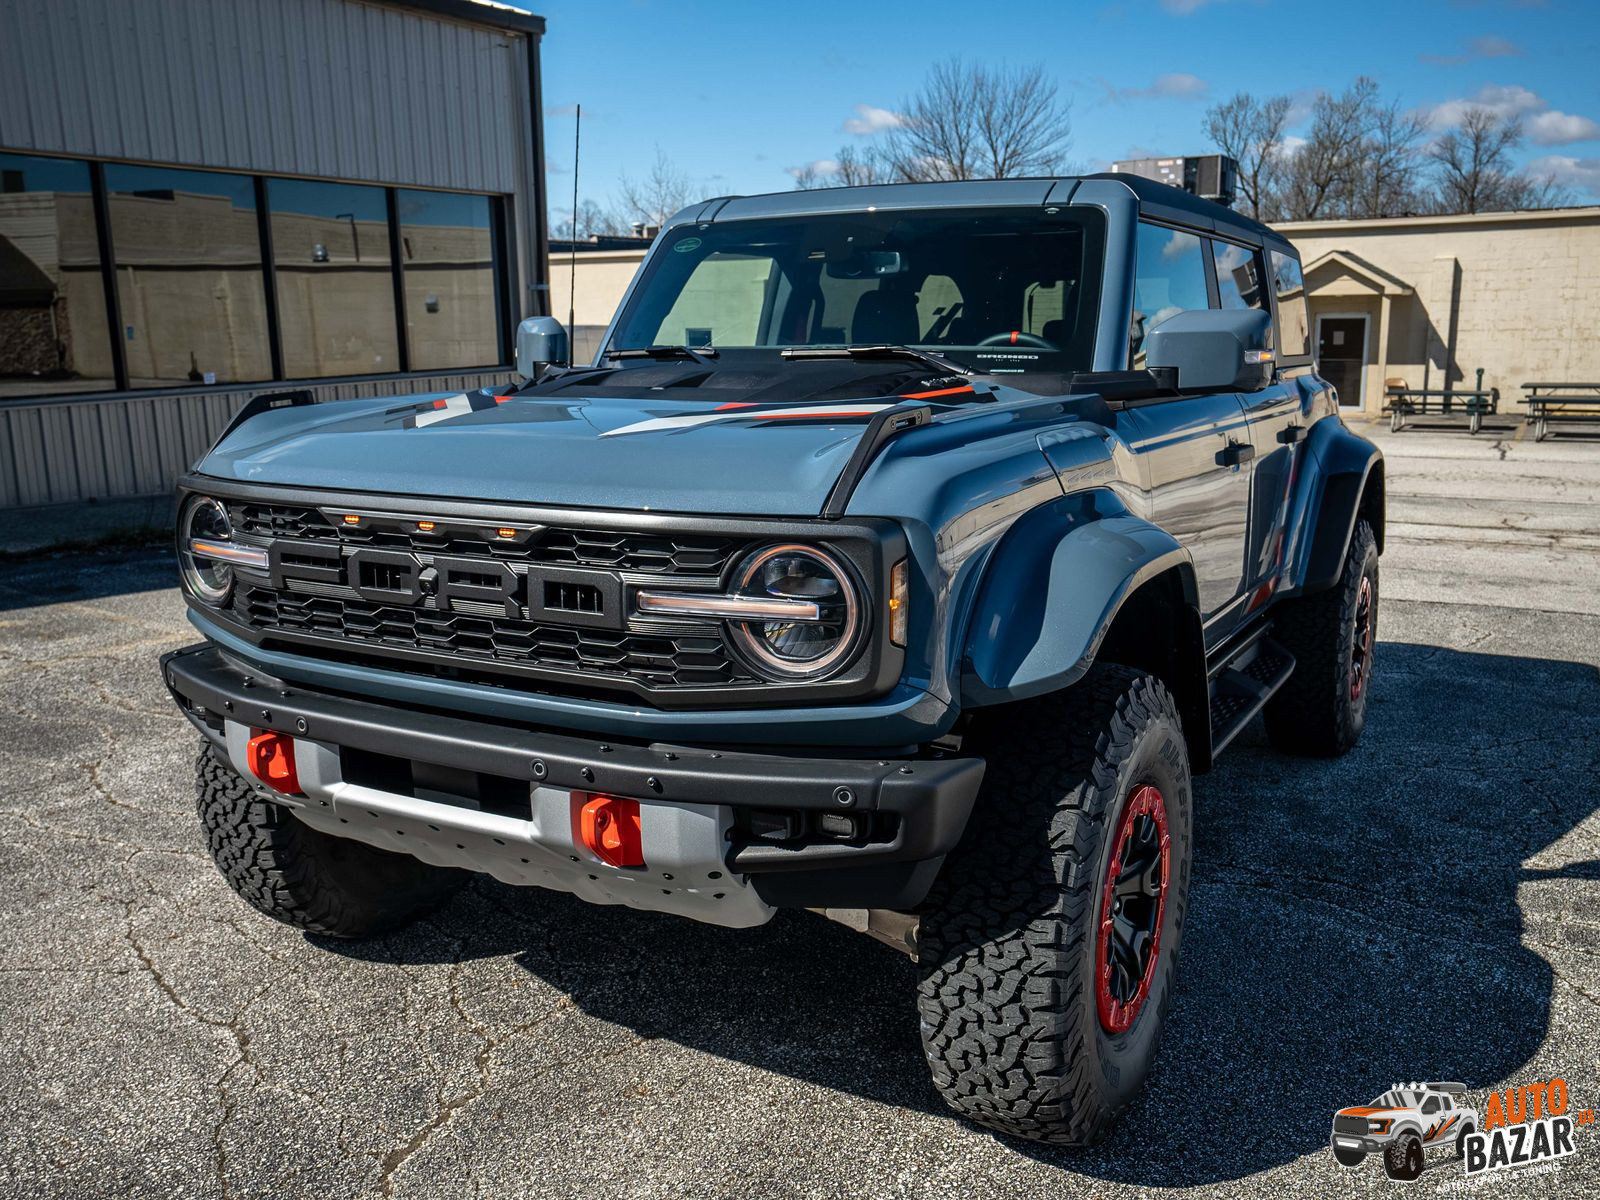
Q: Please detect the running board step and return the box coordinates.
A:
[1208,635,1296,757]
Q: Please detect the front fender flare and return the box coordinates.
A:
[959,491,1196,706]
[1288,416,1385,594]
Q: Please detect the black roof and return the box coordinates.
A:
[1078,172,1282,246]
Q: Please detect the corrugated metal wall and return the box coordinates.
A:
[0,0,545,510]
[0,371,515,508]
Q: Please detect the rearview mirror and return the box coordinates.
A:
[1143,308,1274,393]
[516,316,569,379]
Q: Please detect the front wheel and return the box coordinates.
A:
[916,665,1193,1146]
[1385,1133,1425,1181]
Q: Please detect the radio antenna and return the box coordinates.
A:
[568,103,581,341]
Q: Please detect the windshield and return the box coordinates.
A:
[610,207,1105,376]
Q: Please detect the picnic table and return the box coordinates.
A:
[1383,383,1501,434]
[1522,382,1600,441]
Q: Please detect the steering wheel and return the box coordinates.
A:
[976,330,1054,349]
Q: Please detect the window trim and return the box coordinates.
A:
[0,148,515,404]
[1267,247,1315,368]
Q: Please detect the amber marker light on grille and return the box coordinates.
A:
[341,514,361,526]
[496,527,516,538]
[417,521,436,532]
[889,559,909,646]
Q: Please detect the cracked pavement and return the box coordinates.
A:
[1,423,1598,1199]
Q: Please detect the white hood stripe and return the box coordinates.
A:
[600,403,896,439]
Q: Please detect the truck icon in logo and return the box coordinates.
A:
[1330,1082,1480,1181]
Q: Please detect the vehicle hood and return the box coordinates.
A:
[1337,1106,1411,1118]
[196,389,914,515]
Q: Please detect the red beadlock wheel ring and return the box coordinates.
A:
[1094,783,1170,1035]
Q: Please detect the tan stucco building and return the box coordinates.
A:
[553,204,1600,419]
[1275,206,1600,415]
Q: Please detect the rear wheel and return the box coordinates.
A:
[916,665,1193,1146]
[1264,519,1378,757]
[195,741,465,938]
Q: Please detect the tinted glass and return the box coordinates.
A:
[105,164,270,388]
[1213,239,1264,311]
[0,152,113,398]
[1271,250,1311,358]
[1132,223,1208,366]
[612,208,1105,376]
[269,179,397,377]
[398,189,500,369]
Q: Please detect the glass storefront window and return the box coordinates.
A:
[269,178,398,378]
[105,164,271,387]
[0,152,114,397]
[397,189,501,369]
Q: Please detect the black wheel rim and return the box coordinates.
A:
[1095,784,1170,1033]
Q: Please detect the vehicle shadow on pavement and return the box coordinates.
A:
[327,642,1600,1186]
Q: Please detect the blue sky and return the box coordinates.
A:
[520,0,1600,219]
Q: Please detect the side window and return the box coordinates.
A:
[1212,240,1265,311]
[1422,1097,1440,1114]
[1132,223,1208,366]
[1270,250,1311,359]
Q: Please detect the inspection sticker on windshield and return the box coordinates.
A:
[672,237,702,253]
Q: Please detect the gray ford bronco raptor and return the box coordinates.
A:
[161,174,1383,1146]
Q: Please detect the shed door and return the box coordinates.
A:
[1316,315,1368,409]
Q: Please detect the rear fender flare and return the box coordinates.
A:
[958,491,1197,706]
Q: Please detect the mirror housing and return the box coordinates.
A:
[1144,308,1274,393]
[515,316,569,379]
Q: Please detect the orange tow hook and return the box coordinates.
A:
[578,794,644,868]
[246,730,302,795]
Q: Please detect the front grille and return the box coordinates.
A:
[241,586,751,689]
[1334,1116,1370,1137]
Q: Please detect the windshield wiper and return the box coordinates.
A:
[605,345,719,364]
[780,344,972,378]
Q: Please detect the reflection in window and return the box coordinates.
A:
[0,152,113,397]
[105,164,270,387]
[270,179,397,378]
[1132,223,1208,365]
[1270,251,1311,358]
[1213,240,1264,311]
[397,190,500,369]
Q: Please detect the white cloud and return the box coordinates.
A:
[1424,83,1600,145]
[1421,34,1523,64]
[1280,134,1309,156]
[842,104,903,135]
[1120,73,1209,100]
[1524,154,1600,197]
[787,158,840,180]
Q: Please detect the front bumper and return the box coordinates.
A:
[162,643,984,922]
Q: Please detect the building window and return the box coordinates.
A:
[1132,223,1208,365]
[397,189,500,370]
[105,164,271,388]
[0,152,114,398]
[269,178,399,378]
[1212,240,1265,311]
[1270,250,1311,359]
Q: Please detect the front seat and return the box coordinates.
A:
[851,291,919,345]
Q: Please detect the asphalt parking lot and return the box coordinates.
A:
[2,421,1598,1199]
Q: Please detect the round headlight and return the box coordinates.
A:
[729,544,863,679]
[178,496,235,605]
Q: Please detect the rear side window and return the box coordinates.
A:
[1132,223,1208,365]
[1213,240,1265,311]
[1270,250,1311,358]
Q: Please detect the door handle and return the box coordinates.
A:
[1217,440,1256,467]
[1277,424,1307,445]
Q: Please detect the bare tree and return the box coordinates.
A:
[553,198,624,240]
[792,144,897,189]
[616,149,696,230]
[1204,92,1291,220]
[885,59,1072,181]
[1278,78,1380,221]
[1350,98,1429,218]
[1426,108,1567,213]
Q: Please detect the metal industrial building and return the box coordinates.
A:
[0,0,548,509]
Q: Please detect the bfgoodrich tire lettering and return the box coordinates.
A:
[195,741,465,938]
[915,665,1193,1146]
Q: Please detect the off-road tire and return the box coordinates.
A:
[1263,518,1379,757]
[195,741,465,937]
[916,665,1193,1146]
[1455,1123,1476,1160]
[1385,1132,1424,1181]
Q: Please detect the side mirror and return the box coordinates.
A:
[1144,308,1274,393]
[516,316,569,379]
